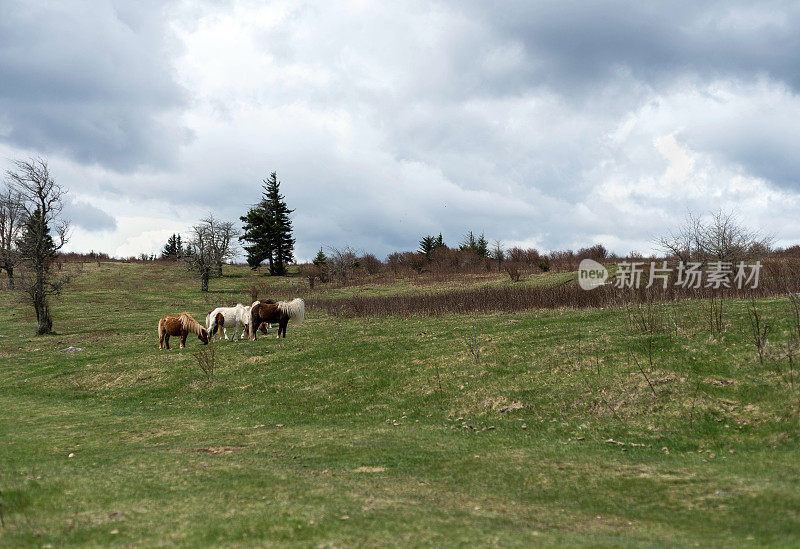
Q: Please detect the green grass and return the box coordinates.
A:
[1,262,799,547]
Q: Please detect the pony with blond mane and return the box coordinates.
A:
[158,313,209,349]
[249,298,305,340]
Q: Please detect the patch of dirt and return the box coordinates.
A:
[709,378,735,387]
[479,398,524,413]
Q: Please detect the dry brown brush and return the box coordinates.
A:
[310,265,799,317]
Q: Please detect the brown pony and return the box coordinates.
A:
[249,298,305,340]
[158,313,209,349]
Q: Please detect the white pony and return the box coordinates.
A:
[205,303,253,342]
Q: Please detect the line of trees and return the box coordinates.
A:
[160,171,296,291]
[1,158,300,332]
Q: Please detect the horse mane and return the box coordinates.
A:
[180,313,204,336]
[277,298,305,324]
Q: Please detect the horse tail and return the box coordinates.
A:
[249,301,260,339]
[207,312,215,336]
[157,317,164,347]
[279,298,305,324]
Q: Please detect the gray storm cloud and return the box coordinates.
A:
[0,0,189,170]
[1,1,799,258]
[63,200,117,232]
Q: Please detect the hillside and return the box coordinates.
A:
[1,262,799,546]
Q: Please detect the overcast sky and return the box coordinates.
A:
[2,0,799,260]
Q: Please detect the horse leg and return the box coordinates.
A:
[180,333,187,349]
[164,334,170,350]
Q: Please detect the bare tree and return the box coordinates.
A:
[0,185,25,289]
[700,209,773,263]
[657,209,772,265]
[207,216,238,277]
[185,214,238,291]
[657,211,703,264]
[6,158,71,334]
[491,240,504,272]
[326,245,359,284]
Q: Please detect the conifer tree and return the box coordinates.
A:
[313,247,329,282]
[419,234,446,261]
[265,173,295,275]
[240,172,295,276]
[162,234,181,259]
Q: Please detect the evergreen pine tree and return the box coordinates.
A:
[312,248,328,282]
[240,172,295,276]
[419,235,436,260]
[459,231,477,252]
[264,173,295,276]
[240,200,273,270]
[17,207,56,262]
[312,248,327,266]
[419,234,445,261]
[476,233,488,258]
[162,234,178,259]
[16,207,58,334]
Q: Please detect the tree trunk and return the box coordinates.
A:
[37,305,53,334]
[201,269,209,292]
[33,267,53,334]
[215,262,223,277]
[6,267,13,290]
[34,292,52,334]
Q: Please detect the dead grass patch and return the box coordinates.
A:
[192,446,247,455]
[352,466,387,473]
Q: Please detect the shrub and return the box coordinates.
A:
[360,253,383,275]
[299,263,322,289]
[504,262,523,282]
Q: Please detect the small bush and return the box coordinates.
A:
[192,348,216,382]
[250,282,270,303]
[299,263,322,289]
[504,262,523,282]
[360,253,383,275]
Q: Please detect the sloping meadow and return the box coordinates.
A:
[1,262,799,546]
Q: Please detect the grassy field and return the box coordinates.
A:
[1,262,799,547]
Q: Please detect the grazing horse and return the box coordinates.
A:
[206,303,250,342]
[158,313,209,349]
[249,298,305,340]
[206,303,271,342]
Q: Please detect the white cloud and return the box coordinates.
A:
[3,1,800,259]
